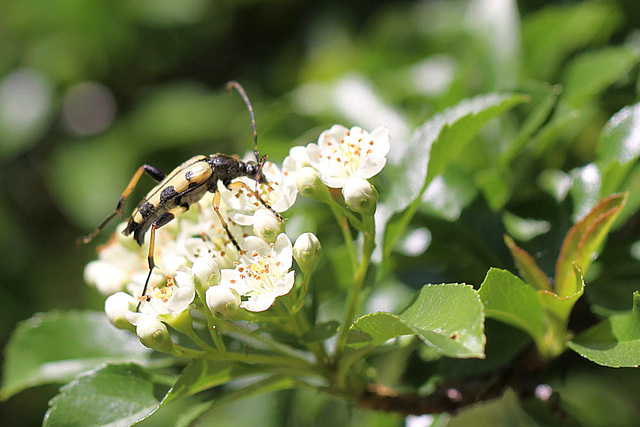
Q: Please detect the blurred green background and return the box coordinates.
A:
[1,0,640,425]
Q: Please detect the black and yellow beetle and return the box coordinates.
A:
[79,81,283,308]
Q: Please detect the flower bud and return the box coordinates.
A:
[343,177,378,215]
[104,292,136,331]
[296,167,331,203]
[206,285,241,316]
[191,256,220,288]
[253,207,284,243]
[130,314,174,352]
[293,232,322,276]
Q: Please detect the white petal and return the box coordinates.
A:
[355,156,386,179]
[164,286,195,313]
[274,233,293,271]
[368,125,391,157]
[306,144,322,170]
[242,292,277,312]
[221,269,250,295]
[319,173,347,188]
[242,236,271,257]
[274,271,295,297]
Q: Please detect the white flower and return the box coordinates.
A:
[220,160,297,226]
[220,234,295,312]
[136,267,195,316]
[83,226,144,296]
[306,125,390,189]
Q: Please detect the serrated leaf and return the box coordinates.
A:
[1,311,153,400]
[568,292,640,367]
[379,93,526,260]
[348,284,485,358]
[562,47,640,108]
[555,193,627,296]
[43,364,170,427]
[478,268,545,345]
[504,235,551,291]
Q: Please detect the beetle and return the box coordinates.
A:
[79,81,283,308]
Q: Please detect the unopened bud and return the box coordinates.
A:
[253,207,285,243]
[293,232,322,275]
[191,256,220,288]
[343,177,378,214]
[206,285,241,316]
[297,167,331,202]
[104,292,136,331]
[130,314,174,352]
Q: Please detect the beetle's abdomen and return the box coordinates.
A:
[124,155,213,245]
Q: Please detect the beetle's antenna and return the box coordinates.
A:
[226,81,259,163]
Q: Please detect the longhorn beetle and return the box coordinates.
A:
[79,81,283,309]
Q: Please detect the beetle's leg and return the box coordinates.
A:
[137,206,186,311]
[78,165,166,244]
[212,190,243,252]
[226,181,284,221]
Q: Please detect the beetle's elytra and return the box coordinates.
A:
[79,81,283,309]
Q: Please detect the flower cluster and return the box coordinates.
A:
[84,124,389,350]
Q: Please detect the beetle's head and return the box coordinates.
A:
[245,156,268,184]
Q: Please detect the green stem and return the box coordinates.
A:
[205,349,317,372]
[184,328,217,353]
[334,214,376,369]
[219,319,306,361]
[172,344,207,359]
[193,278,226,351]
[328,201,358,271]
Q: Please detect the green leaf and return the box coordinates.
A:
[176,376,295,424]
[1,311,153,400]
[504,235,551,291]
[379,93,526,259]
[43,364,171,427]
[598,102,640,186]
[425,94,527,185]
[348,284,486,358]
[419,168,477,221]
[568,292,640,367]
[555,193,628,296]
[478,268,545,345]
[163,359,266,405]
[521,1,623,80]
[597,102,640,224]
[539,265,585,325]
[562,47,640,109]
[124,358,278,423]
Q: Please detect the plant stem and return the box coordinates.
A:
[328,201,358,271]
[334,214,376,373]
